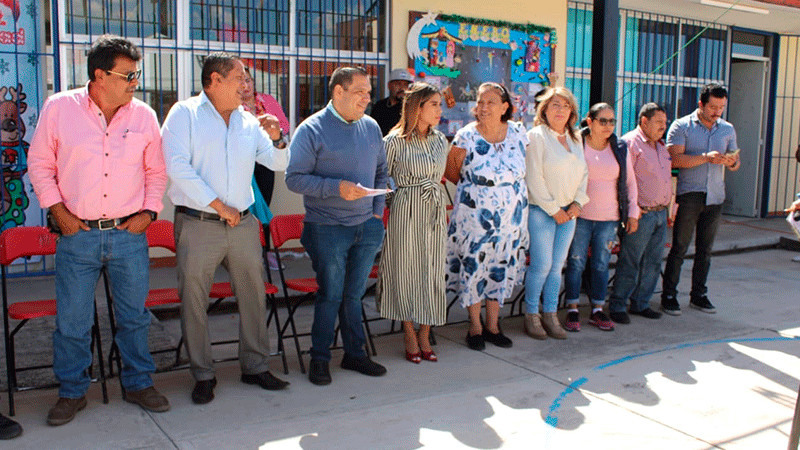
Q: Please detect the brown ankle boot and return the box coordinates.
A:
[541,312,567,340]
[524,313,547,340]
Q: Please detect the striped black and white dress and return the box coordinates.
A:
[376,128,449,325]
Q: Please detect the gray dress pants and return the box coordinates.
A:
[175,212,270,381]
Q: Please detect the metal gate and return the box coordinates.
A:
[769,35,800,213]
[1,0,390,277]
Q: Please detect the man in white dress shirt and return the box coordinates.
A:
[161,52,290,404]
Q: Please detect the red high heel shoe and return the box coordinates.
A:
[420,350,437,362]
[405,351,422,364]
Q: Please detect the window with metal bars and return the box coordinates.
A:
[55,0,388,131]
[566,1,728,135]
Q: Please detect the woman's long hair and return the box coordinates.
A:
[534,86,579,141]
[391,82,440,139]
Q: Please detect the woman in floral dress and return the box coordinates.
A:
[444,82,529,351]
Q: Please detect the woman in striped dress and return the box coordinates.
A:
[376,82,449,363]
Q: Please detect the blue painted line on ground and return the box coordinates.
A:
[544,335,800,430]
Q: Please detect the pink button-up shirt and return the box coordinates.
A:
[28,85,167,220]
[621,127,672,209]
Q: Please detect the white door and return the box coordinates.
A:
[724,59,767,217]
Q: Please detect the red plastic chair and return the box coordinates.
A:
[270,214,317,373]
[1,227,108,416]
[271,214,383,372]
[103,220,286,377]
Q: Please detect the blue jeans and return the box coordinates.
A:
[609,209,668,313]
[301,217,385,362]
[54,228,154,398]
[564,218,618,305]
[524,205,576,314]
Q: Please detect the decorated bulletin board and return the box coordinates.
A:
[407,11,557,135]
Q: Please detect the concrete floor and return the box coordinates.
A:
[2,216,799,449]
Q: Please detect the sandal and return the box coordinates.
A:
[420,350,437,362]
[405,351,422,364]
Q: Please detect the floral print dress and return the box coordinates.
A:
[446,121,529,307]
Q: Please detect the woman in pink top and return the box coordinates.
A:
[563,103,639,332]
[242,68,290,131]
[242,67,290,207]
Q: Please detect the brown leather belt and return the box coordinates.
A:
[83,213,137,230]
[640,204,669,213]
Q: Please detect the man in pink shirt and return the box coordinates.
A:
[28,35,169,426]
[609,103,671,324]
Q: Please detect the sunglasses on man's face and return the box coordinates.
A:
[595,118,616,126]
[106,69,142,83]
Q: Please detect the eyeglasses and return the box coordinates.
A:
[106,69,142,83]
[595,118,617,126]
[549,103,572,111]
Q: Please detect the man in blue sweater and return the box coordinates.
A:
[286,66,388,385]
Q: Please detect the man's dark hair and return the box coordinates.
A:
[201,52,240,89]
[699,83,728,104]
[87,34,141,81]
[329,66,368,94]
[638,102,666,122]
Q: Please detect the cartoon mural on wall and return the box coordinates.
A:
[1,83,29,227]
[0,0,44,230]
[407,11,557,134]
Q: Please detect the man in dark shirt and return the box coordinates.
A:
[369,68,413,135]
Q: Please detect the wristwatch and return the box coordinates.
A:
[272,132,288,148]
[142,210,158,221]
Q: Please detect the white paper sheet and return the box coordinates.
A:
[356,183,392,197]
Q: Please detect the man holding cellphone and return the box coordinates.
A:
[661,83,740,316]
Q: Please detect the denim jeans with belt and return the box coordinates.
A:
[609,208,668,313]
[564,218,618,305]
[54,228,155,398]
[662,192,723,300]
[301,217,385,362]
[524,205,576,314]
